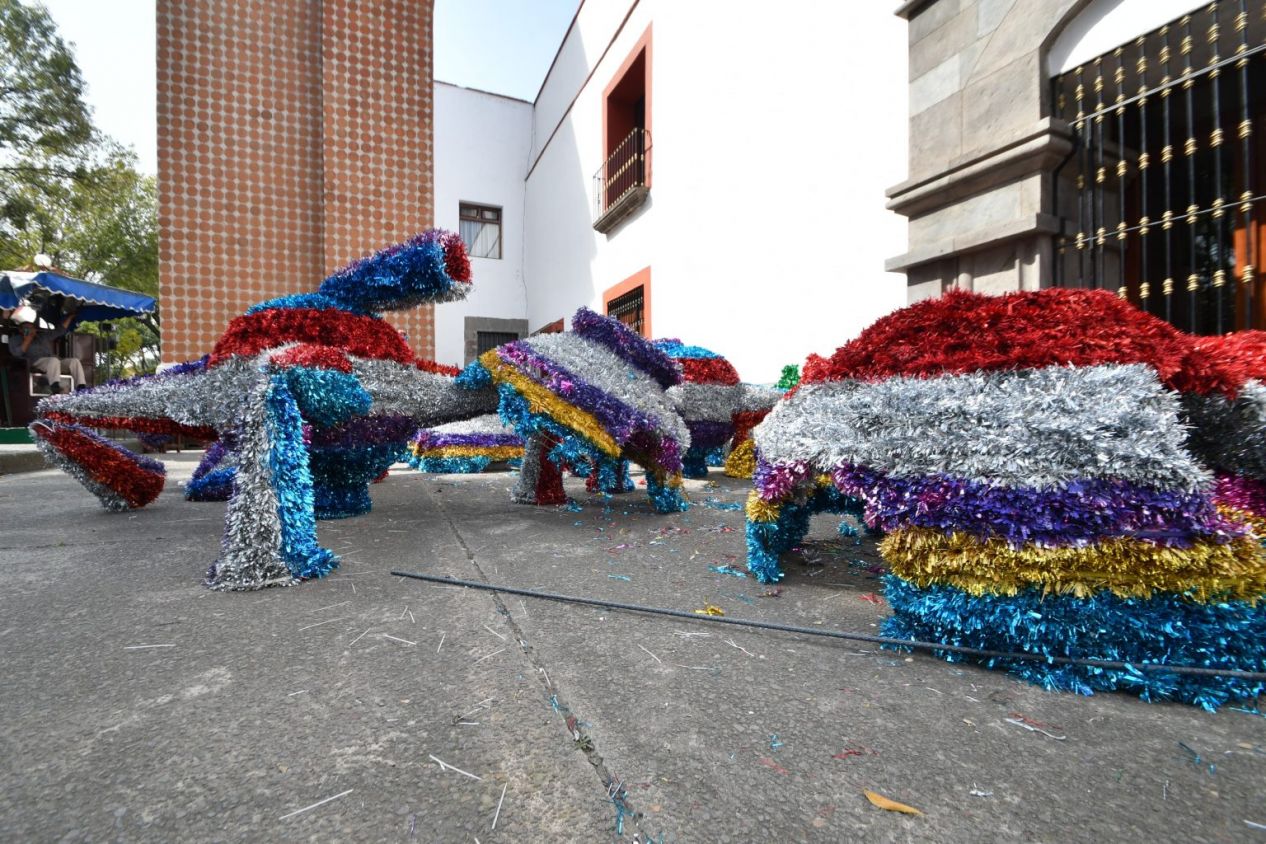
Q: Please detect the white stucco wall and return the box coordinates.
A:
[521,1,909,381]
[432,82,533,367]
[1048,0,1203,75]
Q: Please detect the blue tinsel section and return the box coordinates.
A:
[246,293,356,315]
[652,339,721,360]
[682,447,710,479]
[882,575,1266,711]
[456,360,493,390]
[417,456,492,474]
[312,484,373,520]
[646,474,689,513]
[264,375,337,580]
[705,447,726,468]
[318,235,457,312]
[185,467,235,501]
[283,367,373,429]
[745,486,865,583]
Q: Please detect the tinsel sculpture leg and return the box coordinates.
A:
[205,375,336,591]
[513,433,567,505]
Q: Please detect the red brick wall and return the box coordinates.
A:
[157,0,435,364]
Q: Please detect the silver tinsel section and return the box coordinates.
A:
[423,413,517,437]
[668,383,747,423]
[205,373,296,591]
[520,334,690,448]
[512,433,549,504]
[735,384,783,413]
[39,357,264,430]
[353,359,498,426]
[754,364,1208,490]
[1183,380,1266,480]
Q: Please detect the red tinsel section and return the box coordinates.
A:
[799,289,1238,396]
[209,308,414,366]
[730,408,770,448]
[679,357,741,386]
[440,230,473,284]
[37,425,165,508]
[271,344,354,372]
[1193,331,1266,387]
[415,357,462,376]
[45,411,218,441]
[533,438,567,505]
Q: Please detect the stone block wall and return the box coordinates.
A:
[888,0,1087,301]
[157,0,436,364]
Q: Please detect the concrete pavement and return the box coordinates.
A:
[1,453,1264,842]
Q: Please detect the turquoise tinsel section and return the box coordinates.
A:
[284,367,373,429]
[882,575,1266,711]
[264,375,337,580]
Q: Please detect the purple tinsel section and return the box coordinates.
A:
[192,440,229,480]
[415,432,523,449]
[753,456,814,502]
[570,308,682,389]
[1215,473,1266,518]
[495,343,678,453]
[493,342,683,472]
[84,355,210,394]
[825,463,1242,547]
[307,414,417,448]
[687,419,733,450]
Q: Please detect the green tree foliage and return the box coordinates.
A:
[0,0,94,190]
[0,1,159,378]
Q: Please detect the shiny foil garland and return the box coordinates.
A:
[745,289,1266,708]
[481,312,692,513]
[407,413,524,473]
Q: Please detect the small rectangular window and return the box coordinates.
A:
[459,202,502,259]
[606,285,645,336]
[476,330,519,355]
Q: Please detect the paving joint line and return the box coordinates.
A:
[428,487,659,841]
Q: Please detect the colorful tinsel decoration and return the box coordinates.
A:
[406,413,525,473]
[478,309,691,512]
[31,230,499,590]
[747,288,1266,709]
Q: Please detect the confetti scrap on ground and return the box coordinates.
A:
[693,604,725,616]
[863,790,922,816]
[608,574,632,581]
[769,734,784,751]
[757,757,791,775]
[709,564,747,578]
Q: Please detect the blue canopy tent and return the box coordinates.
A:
[0,270,156,324]
[1,271,156,432]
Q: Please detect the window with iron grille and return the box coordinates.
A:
[475,330,518,356]
[459,203,502,259]
[607,285,645,336]
[1052,2,1266,334]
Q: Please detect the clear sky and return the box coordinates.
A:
[35,0,579,175]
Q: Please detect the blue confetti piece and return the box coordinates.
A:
[608,574,632,582]
[709,564,748,578]
[769,734,784,751]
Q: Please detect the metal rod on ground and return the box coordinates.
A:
[391,570,1266,682]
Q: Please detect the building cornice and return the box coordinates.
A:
[886,118,1075,219]
[895,0,938,20]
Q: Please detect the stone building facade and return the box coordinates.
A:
[156,0,436,363]
[887,0,1086,302]
[887,0,1254,326]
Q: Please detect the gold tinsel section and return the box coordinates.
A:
[479,351,623,458]
[407,444,525,461]
[724,439,757,478]
[746,491,781,523]
[882,527,1266,602]
[1219,504,1266,543]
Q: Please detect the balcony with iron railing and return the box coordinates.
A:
[592,127,650,233]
